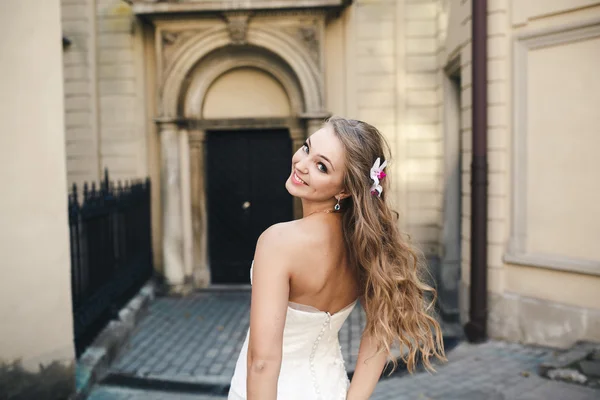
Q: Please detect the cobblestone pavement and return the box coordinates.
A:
[89,340,600,399]
[88,386,223,400]
[87,290,599,400]
[109,290,367,386]
[370,341,599,400]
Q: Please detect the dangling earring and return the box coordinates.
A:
[334,197,341,211]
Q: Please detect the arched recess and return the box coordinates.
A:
[201,68,291,118]
[158,25,328,289]
[161,26,324,117]
[181,50,305,119]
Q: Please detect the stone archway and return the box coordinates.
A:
[151,10,335,289]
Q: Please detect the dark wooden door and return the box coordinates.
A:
[206,129,293,284]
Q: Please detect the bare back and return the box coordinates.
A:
[285,215,359,315]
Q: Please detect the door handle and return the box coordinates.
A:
[242,201,251,210]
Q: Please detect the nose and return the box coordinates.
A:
[295,155,309,174]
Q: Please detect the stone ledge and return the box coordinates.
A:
[126,0,352,15]
[460,282,600,348]
[74,281,156,400]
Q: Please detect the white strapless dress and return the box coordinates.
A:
[228,262,357,400]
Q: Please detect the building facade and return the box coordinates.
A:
[1,0,75,396]
[57,0,600,348]
[1,0,599,395]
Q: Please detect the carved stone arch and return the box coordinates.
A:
[247,26,323,111]
[156,19,331,290]
[181,54,305,119]
[161,26,324,117]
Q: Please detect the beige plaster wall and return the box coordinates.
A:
[202,68,291,118]
[96,0,148,182]
[325,0,415,247]
[62,0,101,185]
[443,0,600,345]
[511,0,600,26]
[525,36,600,261]
[61,0,149,186]
[325,0,457,256]
[0,0,75,369]
[403,0,444,256]
[504,265,600,311]
[506,2,600,308]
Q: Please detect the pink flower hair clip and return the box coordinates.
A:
[369,157,387,197]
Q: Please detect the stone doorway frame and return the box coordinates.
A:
[149,11,335,290]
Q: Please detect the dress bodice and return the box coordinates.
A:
[228,262,356,400]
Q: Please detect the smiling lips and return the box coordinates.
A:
[292,171,308,185]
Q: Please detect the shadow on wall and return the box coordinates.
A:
[0,360,75,400]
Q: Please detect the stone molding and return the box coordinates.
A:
[182,53,305,118]
[159,25,325,116]
[161,28,211,71]
[506,17,600,276]
[224,12,251,45]
[460,281,600,347]
[180,117,299,131]
[127,0,351,15]
[144,4,340,287]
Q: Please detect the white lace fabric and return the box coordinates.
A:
[228,262,356,400]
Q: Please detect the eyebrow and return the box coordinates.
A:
[307,137,335,171]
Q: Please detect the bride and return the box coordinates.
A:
[228,117,445,400]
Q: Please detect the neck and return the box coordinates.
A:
[301,199,337,217]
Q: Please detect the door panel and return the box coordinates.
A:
[206,129,293,283]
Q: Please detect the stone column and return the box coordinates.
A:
[189,130,211,287]
[157,119,186,288]
[180,129,193,282]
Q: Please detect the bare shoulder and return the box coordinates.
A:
[254,222,296,269]
[257,221,294,249]
[254,220,311,269]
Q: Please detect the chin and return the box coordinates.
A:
[285,178,301,198]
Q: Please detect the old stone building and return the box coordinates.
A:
[1,0,599,396]
[59,0,600,345]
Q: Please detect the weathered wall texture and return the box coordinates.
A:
[441,0,600,347]
[0,1,75,396]
[96,0,148,182]
[62,0,148,187]
[61,0,101,185]
[325,0,441,255]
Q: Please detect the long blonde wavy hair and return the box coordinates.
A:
[327,116,446,373]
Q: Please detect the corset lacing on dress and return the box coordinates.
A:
[298,307,351,400]
[228,262,356,400]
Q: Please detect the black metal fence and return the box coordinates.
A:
[69,170,153,357]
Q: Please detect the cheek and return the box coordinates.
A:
[291,149,303,164]
[312,173,339,192]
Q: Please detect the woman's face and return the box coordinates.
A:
[285,124,347,202]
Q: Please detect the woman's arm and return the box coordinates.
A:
[346,300,388,400]
[246,224,292,400]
